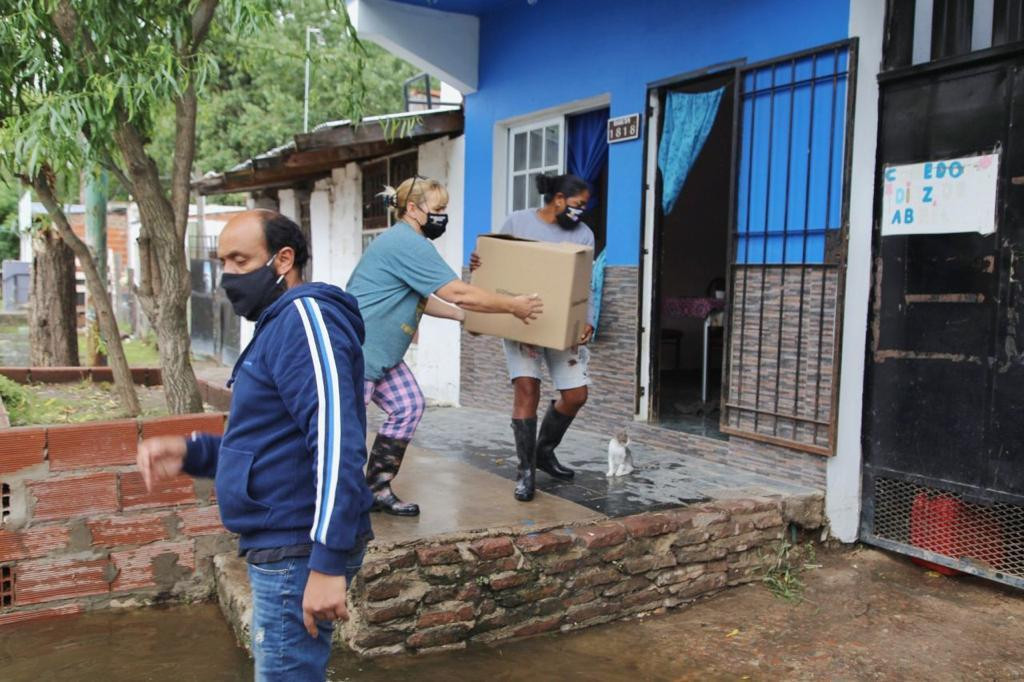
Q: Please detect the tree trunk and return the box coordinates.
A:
[29,227,79,367]
[28,173,141,417]
[114,121,203,415]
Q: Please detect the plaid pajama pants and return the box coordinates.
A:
[364,361,426,441]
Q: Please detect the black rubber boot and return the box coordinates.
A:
[366,434,420,516]
[535,401,576,480]
[512,417,537,501]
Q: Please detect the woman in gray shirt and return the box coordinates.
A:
[472,173,595,502]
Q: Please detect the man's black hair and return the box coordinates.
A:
[535,173,590,204]
[262,213,309,271]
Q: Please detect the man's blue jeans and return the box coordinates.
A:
[247,548,366,682]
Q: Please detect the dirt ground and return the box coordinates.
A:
[3,545,1022,681]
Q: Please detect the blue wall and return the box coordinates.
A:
[462,0,851,266]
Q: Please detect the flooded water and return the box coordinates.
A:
[0,603,251,681]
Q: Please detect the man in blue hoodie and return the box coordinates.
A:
[137,210,373,681]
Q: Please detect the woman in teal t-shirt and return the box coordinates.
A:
[347,176,543,516]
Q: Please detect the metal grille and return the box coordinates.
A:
[721,42,852,455]
[1,565,12,608]
[189,235,218,260]
[1,483,10,526]
[868,477,1024,587]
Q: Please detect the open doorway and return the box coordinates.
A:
[650,70,735,438]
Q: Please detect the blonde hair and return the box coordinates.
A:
[379,176,449,221]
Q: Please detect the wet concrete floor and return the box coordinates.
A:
[5,546,1023,681]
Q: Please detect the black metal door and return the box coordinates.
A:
[862,52,1024,588]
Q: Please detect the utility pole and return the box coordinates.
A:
[303,27,323,133]
[84,169,109,366]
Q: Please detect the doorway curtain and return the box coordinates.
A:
[567,108,610,338]
[658,87,725,215]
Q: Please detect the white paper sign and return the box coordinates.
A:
[881,153,999,236]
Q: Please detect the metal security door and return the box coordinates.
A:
[721,41,855,455]
[861,51,1024,588]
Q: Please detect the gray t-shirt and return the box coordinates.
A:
[498,209,595,325]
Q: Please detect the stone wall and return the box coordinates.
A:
[0,370,234,628]
[333,493,823,657]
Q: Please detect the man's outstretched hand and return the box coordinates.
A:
[136,436,187,492]
[303,570,349,638]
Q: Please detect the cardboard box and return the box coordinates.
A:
[464,234,592,351]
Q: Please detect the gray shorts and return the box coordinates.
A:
[503,340,590,390]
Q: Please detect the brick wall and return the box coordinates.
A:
[333,493,823,657]
[69,212,129,266]
[459,266,828,489]
[723,266,840,453]
[0,412,232,627]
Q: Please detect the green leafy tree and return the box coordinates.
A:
[150,1,418,179]
[0,0,370,414]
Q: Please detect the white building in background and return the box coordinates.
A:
[194,105,465,404]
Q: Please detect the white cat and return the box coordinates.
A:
[606,429,634,477]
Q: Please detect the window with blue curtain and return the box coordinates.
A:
[734,46,849,265]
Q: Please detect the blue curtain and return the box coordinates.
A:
[567,108,610,339]
[657,87,725,215]
[567,108,609,208]
[590,249,607,341]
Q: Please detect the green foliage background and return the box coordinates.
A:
[149,0,420,187]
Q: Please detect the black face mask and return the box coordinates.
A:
[556,204,584,230]
[220,254,285,321]
[422,211,448,240]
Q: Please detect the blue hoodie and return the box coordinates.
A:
[183,283,374,575]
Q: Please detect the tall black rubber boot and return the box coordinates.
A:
[535,401,576,480]
[365,434,420,516]
[512,417,537,502]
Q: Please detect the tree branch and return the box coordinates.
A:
[191,0,219,50]
[22,167,141,415]
[170,81,198,243]
[98,150,134,195]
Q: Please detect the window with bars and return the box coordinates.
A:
[1,483,9,526]
[1,565,11,608]
[361,151,419,250]
[507,118,564,213]
[884,0,1024,69]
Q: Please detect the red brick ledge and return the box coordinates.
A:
[0,367,163,386]
[0,413,227,476]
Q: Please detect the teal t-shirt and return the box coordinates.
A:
[346,222,458,381]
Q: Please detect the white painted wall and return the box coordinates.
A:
[348,0,479,94]
[828,0,885,543]
[278,189,300,223]
[404,135,465,405]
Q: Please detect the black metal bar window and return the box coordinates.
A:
[722,43,851,454]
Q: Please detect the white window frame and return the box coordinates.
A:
[492,94,611,233]
[506,116,565,214]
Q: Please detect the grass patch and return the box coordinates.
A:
[76,334,161,366]
[0,375,31,424]
[1,379,173,426]
[760,538,820,603]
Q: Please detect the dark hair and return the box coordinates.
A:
[262,213,309,271]
[535,173,589,204]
